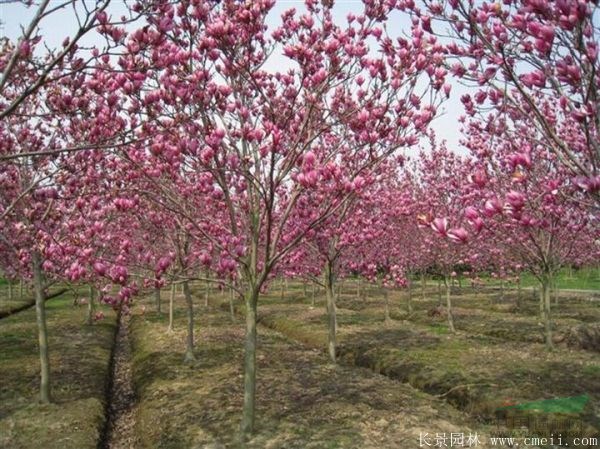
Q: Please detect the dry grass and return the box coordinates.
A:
[254,282,600,442]
[128,290,504,448]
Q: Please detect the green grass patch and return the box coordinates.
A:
[500,395,590,414]
[0,285,70,316]
[428,323,450,335]
[478,267,600,291]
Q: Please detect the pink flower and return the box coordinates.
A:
[507,152,532,170]
[303,151,316,167]
[200,147,215,164]
[156,256,171,273]
[93,262,107,276]
[199,252,211,266]
[468,170,487,188]
[520,70,546,88]
[574,176,600,193]
[448,227,469,244]
[506,191,525,209]
[471,217,484,234]
[464,206,479,221]
[430,217,449,236]
[95,11,108,25]
[19,40,31,56]
[311,68,327,85]
[484,198,503,217]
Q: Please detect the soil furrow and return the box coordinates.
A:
[100,312,138,449]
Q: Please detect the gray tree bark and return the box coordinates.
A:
[383,287,391,324]
[204,277,210,307]
[241,286,259,434]
[168,283,175,332]
[86,285,95,325]
[182,281,195,362]
[32,251,51,403]
[154,286,161,315]
[407,280,413,314]
[444,275,456,333]
[324,262,337,363]
[229,286,236,323]
[541,276,554,350]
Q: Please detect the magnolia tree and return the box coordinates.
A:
[350,203,411,323]
[413,140,485,332]
[0,141,141,402]
[461,115,600,349]
[114,187,223,347]
[286,161,410,362]
[0,0,116,121]
[0,5,144,399]
[384,169,439,303]
[107,0,449,434]
[413,0,600,203]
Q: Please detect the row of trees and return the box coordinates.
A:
[1,0,598,437]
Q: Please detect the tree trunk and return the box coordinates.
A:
[516,275,522,308]
[383,287,391,324]
[437,278,442,306]
[324,262,337,363]
[421,272,426,300]
[168,283,175,332]
[86,285,95,325]
[444,275,456,333]
[32,251,51,403]
[280,277,285,300]
[182,281,195,362]
[229,286,236,323]
[541,276,554,350]
[20,279,24,299]
[407,280,413,314]
[356,278,361,299]
[154,286,161,315]
[241,286,258,435]
[204,278,210,307]
[311,283,316,307]
[303,282,307,299]
[8,280,13,301]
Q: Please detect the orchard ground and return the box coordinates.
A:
[0,277,598,448]
[0,290,117,449]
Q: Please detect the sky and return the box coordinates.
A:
[0,0,466,153]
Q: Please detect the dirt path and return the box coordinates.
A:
[101,312,138,449]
